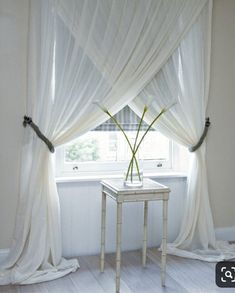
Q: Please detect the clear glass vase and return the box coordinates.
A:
[124,158,143,187]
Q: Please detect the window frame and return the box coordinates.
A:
[55,133,174,178]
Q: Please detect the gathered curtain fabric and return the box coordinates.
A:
[0,0,213,285]
[130,0,235,261]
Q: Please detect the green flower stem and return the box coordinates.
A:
[126,108,166,178]
[128,106,147,181]
[125,153,139,181]
[134,108,166,154]
[128,155,140,182]
[104,110,140,180]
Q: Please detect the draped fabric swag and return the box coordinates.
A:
[0,0,224,285]
[130,0,235,261]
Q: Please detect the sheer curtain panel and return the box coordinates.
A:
[0,0,211,285]
[130,0,235,261]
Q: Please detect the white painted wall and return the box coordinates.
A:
[207,0,235,228]
[58,177,187,257]
[0,0,28,248]
[0,0,235,253]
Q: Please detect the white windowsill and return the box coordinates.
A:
[56,172,187,184]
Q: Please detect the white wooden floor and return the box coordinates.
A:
[1,248,235,293]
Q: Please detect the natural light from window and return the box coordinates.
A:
[55,129,190,177]
[65,131,170,163]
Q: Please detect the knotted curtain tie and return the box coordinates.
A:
[188,117,211,152]
[23,116,55,153]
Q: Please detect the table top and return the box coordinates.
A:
[101,178,170,195]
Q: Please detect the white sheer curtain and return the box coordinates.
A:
[0,0,211,285]
[130,0,235,261]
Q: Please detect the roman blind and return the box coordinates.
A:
[94,105,151,131]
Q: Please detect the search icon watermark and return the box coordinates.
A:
[216,261,235,287]
[225,270,233,279]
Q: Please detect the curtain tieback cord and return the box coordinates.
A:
[22,115,210,154]
[189,117,211,152]
[23,116,55,153]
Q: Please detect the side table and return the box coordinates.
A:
[100,178,170,292]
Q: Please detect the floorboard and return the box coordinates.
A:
[68,257,105,293]
[1,249,235,293]
[148,248,235,293]
[83,254,132,293]
[106,250,188,293]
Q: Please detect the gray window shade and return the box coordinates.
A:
[94,105,153,131]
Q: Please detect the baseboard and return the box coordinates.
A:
[0,249,9,263]
[215,226,235,242]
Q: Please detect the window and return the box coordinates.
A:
[55,106,189,177]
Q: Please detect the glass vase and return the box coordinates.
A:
[124,158,143,187]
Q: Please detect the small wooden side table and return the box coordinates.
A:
[100,178,170,293]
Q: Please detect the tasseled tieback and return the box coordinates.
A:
[23,116,55,153]
[189,117,211,152]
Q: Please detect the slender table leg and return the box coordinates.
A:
[161,199,168,286]
[100,191,106,272]
[116,202,122,293]
[142,201,148,267]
